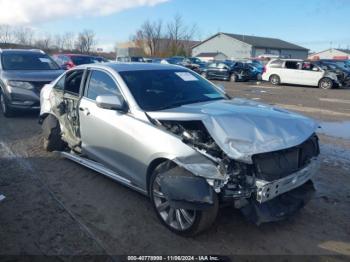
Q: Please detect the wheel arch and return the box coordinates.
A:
[39,112,57,125]
[269,74,280,80]
[146,158,171,195]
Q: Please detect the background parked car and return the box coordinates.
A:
[319,59,350,71]
[116,56,145,63]
[313,61,350,87]
[52,54,99,70]
[93,56,109,63]
[244,63,263,80]
[262,59,342,89]
[202,61,250,82]
[161,56,185,65]
[0,49,63,117]
[314,60,350,74]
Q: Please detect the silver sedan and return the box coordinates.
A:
[40,63,320,236]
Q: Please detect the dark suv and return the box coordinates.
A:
[202,61,250,82]
[0,49,63,117]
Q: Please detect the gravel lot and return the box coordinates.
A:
[0,81,349,258]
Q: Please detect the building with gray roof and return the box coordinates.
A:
[192,32,309,59]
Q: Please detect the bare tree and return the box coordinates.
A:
[0,24,14,44]
[75,30,96,53]
[34,33,52,50]
[132,20,163,56]
[53,34,63,50]
[14,27,35,46]
[166,14,197,56]
[62,32,75,50]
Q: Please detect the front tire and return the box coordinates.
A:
[150,162,218,237]
[42,115,66,152]
[269,74,280,85]
[319,78,334,89]
[0,91,15,117]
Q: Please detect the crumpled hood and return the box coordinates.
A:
[147,98,318,163]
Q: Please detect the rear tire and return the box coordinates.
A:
[0,91,15,118]
[149,161,218,237]
[319,78,334,89]
[42,115,66,152]
[269,74,280,85]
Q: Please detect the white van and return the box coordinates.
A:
[262,59,341,89]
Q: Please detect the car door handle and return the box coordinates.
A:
[79,107,90,116]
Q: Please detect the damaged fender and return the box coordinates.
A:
[159,166,215,210]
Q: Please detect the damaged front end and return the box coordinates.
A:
[157,119,320,225]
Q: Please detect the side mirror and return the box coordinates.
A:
[96,95,127,112]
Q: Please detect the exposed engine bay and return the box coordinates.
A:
[159,120,320,205]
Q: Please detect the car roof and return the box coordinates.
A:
[75,62,185,72]
[0,49,45,55]
[55,54,96,57]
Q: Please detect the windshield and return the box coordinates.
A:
[119,69,226,111]
[1,52,60,70]
[70,56,97,65]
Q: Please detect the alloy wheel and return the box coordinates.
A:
[152,175,196,231]
[271,75,280,85]
[320,79,332,89]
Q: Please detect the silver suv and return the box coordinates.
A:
[40,63,320,236]
[0,49,63,117]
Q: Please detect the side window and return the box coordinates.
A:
[86,70,121,100]
[269,60,283,68]
[285,61,299,69]
[65,70,84,95]
[208,63,217,68]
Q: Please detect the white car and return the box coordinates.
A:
[262,59,341,89]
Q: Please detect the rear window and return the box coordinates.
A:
[1,52,60,70]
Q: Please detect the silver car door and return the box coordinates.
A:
[79,69,142,183]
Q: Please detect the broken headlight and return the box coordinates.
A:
[219,157,256,199]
